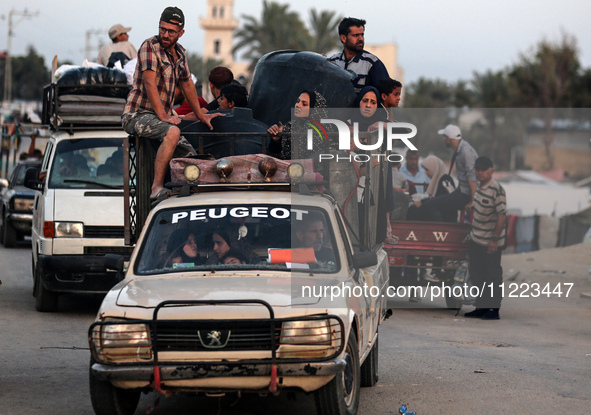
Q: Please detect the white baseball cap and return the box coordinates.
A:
[108,24,132,39]
[438,124,462,139]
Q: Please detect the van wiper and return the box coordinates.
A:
[63,179,121,189]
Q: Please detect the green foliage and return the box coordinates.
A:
[1,46,50,101]
[307,9,342,54]
[507,33,580,107]
[187,52,223,94]
[405,32,589,171]
[234,1,341,71]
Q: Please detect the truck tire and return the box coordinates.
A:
[89,357,141,415]
[34,262,59,312]
[2,214,17,248]
[314,331,360,415]
[360,332,378,387]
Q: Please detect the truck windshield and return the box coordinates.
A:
[136,204,339,275]
[48,138,126,189]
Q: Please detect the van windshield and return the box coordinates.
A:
[48,138,126,189]
[135,204,339,275]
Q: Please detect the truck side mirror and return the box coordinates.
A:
[0,178,8,192]
[352,251,378,269]
[24,167,43,191]
[104,254,125,281]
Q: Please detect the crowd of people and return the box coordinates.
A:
[117,7,506,319]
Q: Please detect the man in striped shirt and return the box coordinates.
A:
[122,7,222,200]
[465,156,507,320]
[328,17,390,93]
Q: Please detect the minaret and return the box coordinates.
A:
[200,0,239,65]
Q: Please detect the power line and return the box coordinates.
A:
[2,8,39,105]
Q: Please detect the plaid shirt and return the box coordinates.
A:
[123,35,190,116]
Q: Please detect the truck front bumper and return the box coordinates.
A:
[91,358,346,393]
[6,212,33,233]
[37,254,121,294]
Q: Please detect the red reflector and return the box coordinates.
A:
[389,257,404,266]
[43,221,55,238]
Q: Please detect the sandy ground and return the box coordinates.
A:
[501,242,591,301]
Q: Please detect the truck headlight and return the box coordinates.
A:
[91,323,152,362]
[281,319,332,345]
[278,318,343,359]
[54,222,83,238]
[13,197,34,211]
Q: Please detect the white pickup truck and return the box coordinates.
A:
[88,155,390,415]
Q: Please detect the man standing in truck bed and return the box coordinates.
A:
[122,6,222,200]
[328,17,390,93]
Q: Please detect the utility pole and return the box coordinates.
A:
[2,9,39,105]
[85,29,104,62]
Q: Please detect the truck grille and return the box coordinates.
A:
[84,246,134,256]
[84,226,124,238]
[155,321,280,352]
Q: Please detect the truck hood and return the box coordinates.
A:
[53,189,123,224]
[115,275,335,309]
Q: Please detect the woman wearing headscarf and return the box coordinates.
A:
[349,86,389,133]
[267,90,330,160]
[206,225,259,265]
[348,86,396,244]
[164,229,206,267]
[407,155,456,221]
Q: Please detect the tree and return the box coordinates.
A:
[471,69,511,166]
[1,46,50,101]
[404,78,454,108]
[234,1,311,71]
[307,9,341,54]
[187,52,223,95]
[507,33,580,169]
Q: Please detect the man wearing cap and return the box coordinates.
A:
[464,156,507,320]
[419,124,478,222]
[122,7,222,200]
[97,23,138,66]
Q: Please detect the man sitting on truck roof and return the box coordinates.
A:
[121,6,222,200]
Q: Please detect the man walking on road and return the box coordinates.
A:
[122,6,222,200]
[328,17,390,93]
[464,156,507,320]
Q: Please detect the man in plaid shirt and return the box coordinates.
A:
[122,6,222,200]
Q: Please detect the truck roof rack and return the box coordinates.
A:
[42,83,130,132]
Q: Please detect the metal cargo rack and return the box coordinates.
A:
[42,83,130,132]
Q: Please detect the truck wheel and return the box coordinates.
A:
[89,357,141,415]
[314,331,360,415]
[360,333,379,387]
[2,215,17,248]
[34,263,59,312]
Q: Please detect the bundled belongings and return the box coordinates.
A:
[56,66,129,98]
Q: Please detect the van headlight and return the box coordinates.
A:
[54,222,83,238]
[91,322,152,362]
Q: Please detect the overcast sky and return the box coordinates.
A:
[1,0,589,84]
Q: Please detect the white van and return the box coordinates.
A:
[28,129,132,311]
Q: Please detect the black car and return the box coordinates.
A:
[1,159,42,247]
